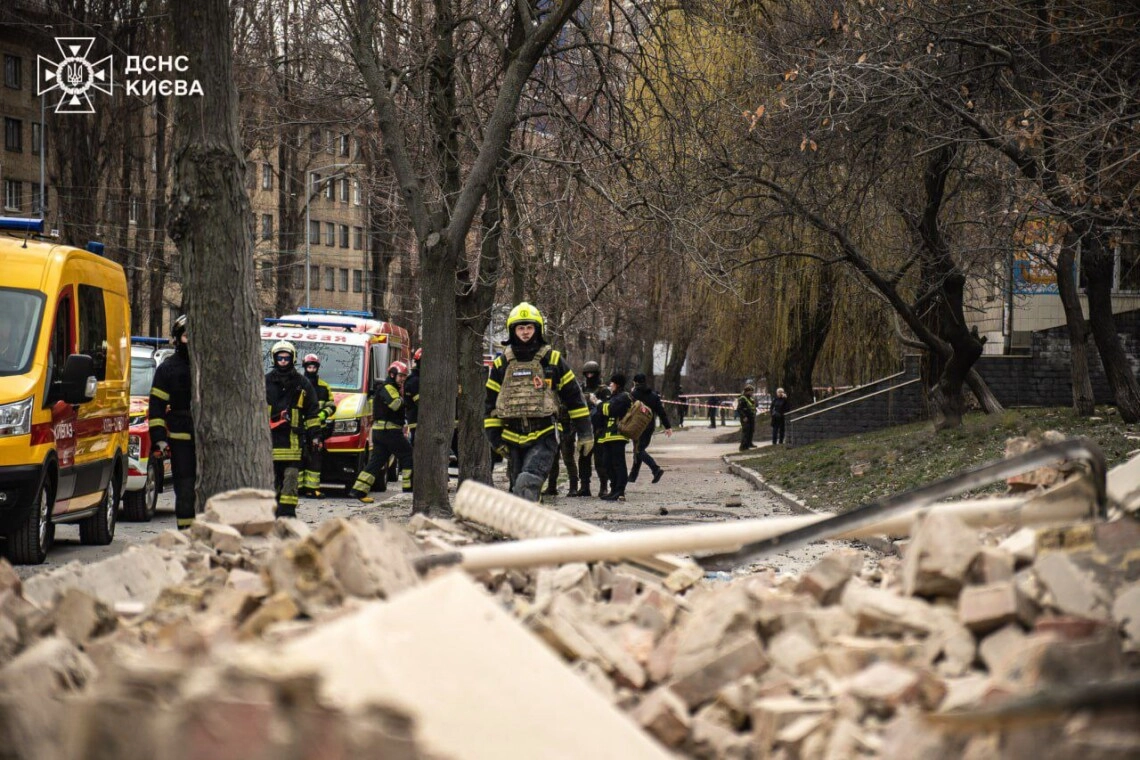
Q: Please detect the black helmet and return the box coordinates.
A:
[581,360,600,375]
[171,315,187,343]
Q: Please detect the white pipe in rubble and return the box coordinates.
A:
[448,479,1097,572]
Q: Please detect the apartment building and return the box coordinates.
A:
[0,23,54,229]
[246,126,375,316]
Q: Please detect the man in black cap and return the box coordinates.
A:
[628,373,672,483]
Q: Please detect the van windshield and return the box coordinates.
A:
[0,289,45,376]
[130,354,158,396]
[261,339,364,393]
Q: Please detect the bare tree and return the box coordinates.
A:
[168,0,273,506]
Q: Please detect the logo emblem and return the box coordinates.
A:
[37,38,113,114]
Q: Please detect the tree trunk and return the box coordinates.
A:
[780,265,835,409]
[148,92,169,337]
[1056,237,1095,415]
[1080,222,1140,422]
[455,170,505,489]
[659,330,694,427]
[168,0,273,508]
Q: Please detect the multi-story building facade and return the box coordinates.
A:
[0,21,54,231]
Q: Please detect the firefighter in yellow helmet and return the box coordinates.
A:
[484,302,593,502]
[299,353,337,497]
[347,359,414,502]
[265,340,321,517]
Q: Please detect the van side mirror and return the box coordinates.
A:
[53,354,97,405]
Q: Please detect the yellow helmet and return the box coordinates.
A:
[506,302,544,331]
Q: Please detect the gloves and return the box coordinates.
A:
[486,428,508,459]
[576,438,594,459]
[494,445,509,458]
[152,440,169,457]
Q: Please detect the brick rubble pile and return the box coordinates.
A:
[0,485,1138,759]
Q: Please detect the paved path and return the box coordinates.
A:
[15,426,855,579]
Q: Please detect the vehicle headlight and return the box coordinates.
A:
[333,419,359,434]
[0,397,32,438]
[129,435,141,460]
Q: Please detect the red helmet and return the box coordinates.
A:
[388,360,408,376]
[413,348,423,362]
[302,353,320,367]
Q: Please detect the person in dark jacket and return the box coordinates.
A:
[589,386,613,497]
[148,315,195,530]
[597,373,633,501]
[404,348,421,444]
[299,353,337,498]
[770,387,790,445]
[707,391,719,428]
[348,360,414,502]
[628,373,672,484]
[736,384,757,450]
[266,341,321,517]
[484,302,593,502]
[569,360,602,497]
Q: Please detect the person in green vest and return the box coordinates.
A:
[736,384,757,451]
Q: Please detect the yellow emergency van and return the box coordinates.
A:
[0,219,129,563]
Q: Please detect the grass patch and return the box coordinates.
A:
[738,406,1139,513]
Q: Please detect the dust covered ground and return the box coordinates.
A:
[17,425,872,579]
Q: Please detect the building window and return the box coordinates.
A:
[325,222,335,246]
[31,184,42,215]
[353,180,362,205]
[309,264,319,289]
[340,177,349,203]
[4,179,22,212]
[293,263,304,290]
[262,163,273,190]
[31,122,42,156]
[339,267,349,291]
[324,177,335,200]
[1118,237,1140,292]
[339,224,349,248]
[310,172,321,195]
[326,129,335,154]
[4,55,20,90]
[353,269,363,293]
[4,118,21,152]
[310,129,322,153]
[260,261,273,289]
[129,197,139,224]
[353,226,363,250]
[261,213,273,240]
[339,133,350,156]
[324,266,334,291]
[308,219,320,244]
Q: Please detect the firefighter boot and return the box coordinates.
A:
[569,480,590,497]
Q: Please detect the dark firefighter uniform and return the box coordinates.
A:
[148,316,195,530]
[300,357,337,497]
[348,362,413,502]
[597,374,633,501]
[266,341,321,517]
[736,387,757,451]
[484,302,592,502]
[404,352,421,444]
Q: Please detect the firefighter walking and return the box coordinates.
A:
[736,384,758,450]
[568,360,602,497]
[485,302,593,502]
[300,354,337,497]
[148,315,196,530]
[347,360,414,502]
[265,341,321,517]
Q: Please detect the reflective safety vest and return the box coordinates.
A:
[493,345,561,420]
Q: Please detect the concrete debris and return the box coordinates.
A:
[202,488,278,535]
[0,469,1137,759]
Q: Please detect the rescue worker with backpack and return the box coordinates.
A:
[265,341,321,517]
[569,360,602,497]
[148,315,196,530]
[299,354,337,498]
[347,360,414,502]
[484,302,593,502]
[596,373,634,501]
[628,373,672,484]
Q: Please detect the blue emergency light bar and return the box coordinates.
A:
[263,317,360,331]
[131,336,169,346]
[0,217,45,233]
[297,307,373,319]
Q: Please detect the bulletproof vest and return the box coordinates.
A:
[494,345,561,419]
